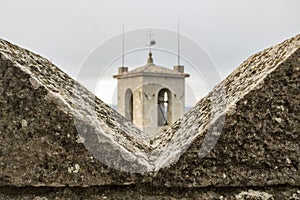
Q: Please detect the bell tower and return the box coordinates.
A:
[113,52,189,136]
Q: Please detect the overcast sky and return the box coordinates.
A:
[1,0,299,106]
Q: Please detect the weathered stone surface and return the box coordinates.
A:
[0,33,299,199]
[0,39,152,186]
[152,34,300,188]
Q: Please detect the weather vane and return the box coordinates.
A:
[146,29,156,53]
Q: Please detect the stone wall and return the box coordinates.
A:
[0,34,299,199]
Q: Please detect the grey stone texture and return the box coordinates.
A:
[151,34,300,188]
[0,33,299,199]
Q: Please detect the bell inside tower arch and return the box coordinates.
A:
[157,88,172,126]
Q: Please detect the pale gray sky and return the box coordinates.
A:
[1,0,299,106]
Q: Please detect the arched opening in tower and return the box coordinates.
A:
[158,88,172,126]
[125,89,133,121]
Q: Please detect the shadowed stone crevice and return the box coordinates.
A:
[0,34,299,198]
[0,185,299,199]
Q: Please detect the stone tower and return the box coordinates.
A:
[113,52,189,136]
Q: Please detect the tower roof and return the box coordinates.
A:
[113,52,190,79]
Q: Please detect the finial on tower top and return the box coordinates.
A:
[147,52,154,64]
